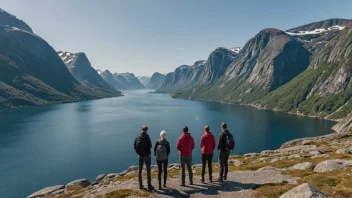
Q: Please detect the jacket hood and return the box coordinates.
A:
[140,132,149,139]
[204,131,213,136]
[181,132,191,138]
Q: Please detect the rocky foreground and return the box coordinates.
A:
[29,132,352,198]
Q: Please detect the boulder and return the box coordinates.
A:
[309,150,321,156]
[288,154,301,159]
[66,179,91,188]
[95,174,107,184]
[229,159,244,166]
[106,173,118,178]
[192,164,202,169]
[260,150,275,156]
[289,162,313,170]
[257,166,278,171]
[27,185,65,198]
[119,165,138,176]
[125,171,137,176]
[279,183,330,198]
[336,148,351,154]
[314,159,352,172]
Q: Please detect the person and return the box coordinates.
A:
[200,125,216,183]
[176,126,195,186]
[217,122,234,182]
[134,125,154,191]
[154,130,170,190]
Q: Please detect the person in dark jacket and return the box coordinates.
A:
[217,123,233,182]
[154,130,170,190]
[200,125,216,183]
[176,126,195,186]
[134,125,154,191]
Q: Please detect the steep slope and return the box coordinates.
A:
[119,73,145,89]
[112,73,131,89]
[260,27,352,123]
[137,76,151,86]
[0,8,33,33]
[0,23,116,108]
[156,60,206,93]
[176,29,310,103]
[98,70,125,90]
[58,52,121,96]
[145,72,166,89]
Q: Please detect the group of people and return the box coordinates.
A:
[134,123,235,191]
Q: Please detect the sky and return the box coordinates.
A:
[1,0,352,76]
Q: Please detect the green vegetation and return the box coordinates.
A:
[94,189,150,198]
[253,182,296,198]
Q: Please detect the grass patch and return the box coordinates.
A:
[253,182,297,198]
[297,168,352,197]
[94,189,150,198]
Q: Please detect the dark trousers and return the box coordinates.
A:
[157,159,168,186]
[201,154,213,181]
[180,156,193,184]
[138,156,151,187]
[218,151,230,180]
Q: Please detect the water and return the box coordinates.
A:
[0,90,335,198]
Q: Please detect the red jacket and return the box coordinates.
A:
[200,132,216,154]
[176,132,195,156]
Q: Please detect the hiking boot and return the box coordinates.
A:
[190,181,194,185]
[158,185,162,190]
[163,184,166,188]
[180,183,186,186]
[139,184,144,189]
[224,176,227,181]
[201,179,204,184]
[217,178,224,182]
[147,186,155,191]
[209,179,213,183]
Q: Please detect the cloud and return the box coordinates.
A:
[179,48,184,50]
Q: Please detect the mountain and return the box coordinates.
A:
[145,72,166,89]
[58,51,120,96]
[0,8,33,33]
[112,73,131,89]
[137,76,151,86]
[97,70,125,90]
[175,29,310,103]
[259,27,352,122]
[117,73,145,89]
[286,18,352,54]
[157,60,206,93]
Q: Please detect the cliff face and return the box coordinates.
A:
[260,28,352,122]
[58,52,120,96]
[0,8,33,33]
[156,61,206,93]
[176,29,310,103]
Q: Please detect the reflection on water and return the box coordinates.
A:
[0,90,335,198]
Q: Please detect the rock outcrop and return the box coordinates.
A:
[279,183,330,198]
[146,72,166,89]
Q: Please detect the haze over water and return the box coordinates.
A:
[0,90,335,198]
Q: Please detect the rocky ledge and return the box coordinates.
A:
[28,132,352,198]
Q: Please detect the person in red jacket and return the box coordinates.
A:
[176,126,195,186]
[200,125,216,183]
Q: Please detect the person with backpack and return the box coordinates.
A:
[200,125,216,183]
[154,130,170,190]
[134,125,154,191]
[176,126,195,186]
[217,123,235,182]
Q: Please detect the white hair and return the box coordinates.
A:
[160,130,167,138]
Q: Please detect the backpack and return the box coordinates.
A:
[156,140,168,161]
[226,133,235,151]
[135,137,145,156]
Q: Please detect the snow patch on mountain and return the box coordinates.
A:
[229,47,242,53]
[57,51,77,66]
[286,25,345,36]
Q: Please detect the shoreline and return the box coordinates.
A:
[170,94,341,132]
